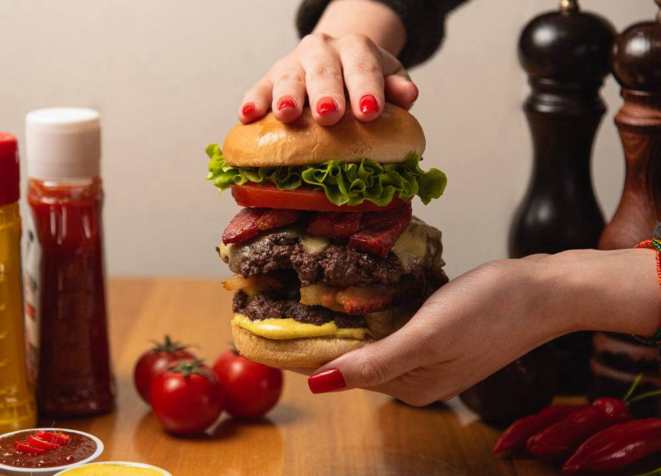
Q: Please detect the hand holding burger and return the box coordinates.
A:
[208,105,661,407]
[208,104,448,370]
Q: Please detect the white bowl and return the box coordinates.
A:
[54,462,172,475]
[0,428,103,476]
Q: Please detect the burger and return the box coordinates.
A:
[207,103,448,369]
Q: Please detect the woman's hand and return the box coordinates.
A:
[239,33,416,126]
[238,0,415,126]
[307,249,660,406]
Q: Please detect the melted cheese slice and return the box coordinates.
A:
[300,234,330,254]
[233,314,367,340]
[391,217,440,273]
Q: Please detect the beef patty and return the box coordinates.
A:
[233,291,367,329]
[221,219,445,287]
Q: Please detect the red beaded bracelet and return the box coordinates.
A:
[633,239,661,348]
[635,239,661,287]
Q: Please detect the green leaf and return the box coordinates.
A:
[205,145,447,206]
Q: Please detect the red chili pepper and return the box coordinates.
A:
[563,418,661,474]
[27,435,59,450]
[526,397,631,460]
[14,441,45,455]
[493,405,586,454]
[35,430,71,445]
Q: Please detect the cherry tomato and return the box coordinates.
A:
[231,183,411,212]
[134,335,196,403]
[213,350,283,419]
[150,360,225,435]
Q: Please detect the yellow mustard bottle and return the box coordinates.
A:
[0,133,37,432]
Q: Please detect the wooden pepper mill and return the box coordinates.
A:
[589,1,661,417]
[460,0,616,423]
[511,0,616,396]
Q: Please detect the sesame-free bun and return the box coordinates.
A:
[222,103,426,167]
[232,324,370,369]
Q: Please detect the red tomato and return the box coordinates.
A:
[150,360,224,435]
[213,350,283,419]
[231,183,411,212]
[133,335,196,404]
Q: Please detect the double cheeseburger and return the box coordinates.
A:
[207,103,448,369]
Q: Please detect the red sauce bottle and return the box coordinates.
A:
[24,108,115,417]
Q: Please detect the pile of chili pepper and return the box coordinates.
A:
[493,376,661,474]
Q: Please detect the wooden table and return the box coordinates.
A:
[49,279,569,476]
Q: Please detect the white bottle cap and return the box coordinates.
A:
[26,108,101,180]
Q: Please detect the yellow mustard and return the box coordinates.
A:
[0,202,37,432]
[60,464,164,476]
[233,314,367,340]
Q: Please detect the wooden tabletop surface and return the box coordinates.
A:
[46,278,572,476]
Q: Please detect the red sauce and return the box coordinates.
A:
[0,431,96,468]
[26,178,115,417]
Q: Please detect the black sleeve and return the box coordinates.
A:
[654,223,661,240]
[296,0,471,69]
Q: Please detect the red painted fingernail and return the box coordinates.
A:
[317,98,337,115]
[278,97,296,110]
[308,369,346,394]
[359,95,379,114]
[242,103,255,116]
[410,83,419,103]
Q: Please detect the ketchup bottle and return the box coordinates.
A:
[24,108,115,417]
[0,133,37,432]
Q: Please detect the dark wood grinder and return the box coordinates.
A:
[589,1,661,417]
[460,0,616,423]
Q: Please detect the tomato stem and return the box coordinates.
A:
[168,359,216,382]
[151,335,192,353]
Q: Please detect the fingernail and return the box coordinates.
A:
[242,103,255,116]
[278,97,296,111]
[410,83,419,103]
[359,95,379,114]
[308,368,346,394]
[317,98,337,115]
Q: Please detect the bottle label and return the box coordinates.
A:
[23,210,42,386]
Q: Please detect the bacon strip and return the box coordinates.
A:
[301,277,419,315]
[223,270,297,293]
[307,212,362,238]
[349,205,412,257]
[222,208,265,244]
[223,203,411,257]
[257,209,303,231]
[223,208,303,244]
[337,279,417,315]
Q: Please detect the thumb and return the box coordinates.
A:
[307,326,424,394]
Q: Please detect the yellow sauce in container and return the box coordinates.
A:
[0,134,37,433]
[57,462,169,476]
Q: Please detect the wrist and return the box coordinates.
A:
[314,0,406,55]
[539,249,660,337]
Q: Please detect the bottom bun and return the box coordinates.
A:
[232,324,371,369]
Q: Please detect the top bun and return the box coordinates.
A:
[222,103,426,167]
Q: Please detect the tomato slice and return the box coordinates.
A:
[230,183,410,212]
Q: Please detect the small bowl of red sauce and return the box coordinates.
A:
[0,428,103,476]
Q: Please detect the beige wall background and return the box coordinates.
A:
[0,0,656,279]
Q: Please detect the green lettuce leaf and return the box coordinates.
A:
[206,143,447,206]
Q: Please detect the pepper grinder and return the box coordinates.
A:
[589,1,661,417]
[511,0,616,396]
[460,0,616,423]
